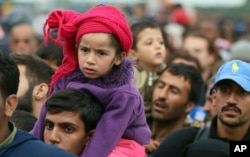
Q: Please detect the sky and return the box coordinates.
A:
[169,0,247,8]
[9,0,248,8]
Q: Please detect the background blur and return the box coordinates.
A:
[1,0,250,50]
[1,0,249,17]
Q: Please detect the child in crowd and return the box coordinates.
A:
[129,21,167,122]
[31,4,151,157]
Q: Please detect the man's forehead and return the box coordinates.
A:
[217,79,237,85]
[215,79,245,90]
[160,70,191,88]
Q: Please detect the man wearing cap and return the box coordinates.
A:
[152,59,250,157]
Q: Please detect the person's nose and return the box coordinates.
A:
[48,128,60,145]
[158,87,168,99]
[226,91,237,105]
[155,41,162,49]
[86,52,96,65]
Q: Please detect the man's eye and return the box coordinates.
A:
[24,39,31,44]
[45,122,54,130]
[156,82,164,88]
[239,90,250,96]
[170,88,178,94]
[219,86,230,93]
[64,127,74,134]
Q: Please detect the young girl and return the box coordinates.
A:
[128,21,168,123]
[31,4,151,157]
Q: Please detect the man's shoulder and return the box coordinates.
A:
[152,127,202,157]
[165,127,200,143]
[170,127,200,137]
[12,130,76,157]
[23,140,76,156]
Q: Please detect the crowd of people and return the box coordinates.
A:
[0,2,250,157]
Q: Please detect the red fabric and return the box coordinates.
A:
[108,139,146,157]
[43,5,133,89]
[170,8,190,25]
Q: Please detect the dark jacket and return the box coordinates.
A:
[153,116,250,157]
[0,129,76,157]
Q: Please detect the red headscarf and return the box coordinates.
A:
[43,5,133,89]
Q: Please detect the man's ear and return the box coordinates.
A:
[211,89,217,107]
[5,94,18,117]
[185,101,195,113]
[33,83,49,100]
[87,129,95,141]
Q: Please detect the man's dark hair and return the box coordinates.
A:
[46,89,104,133]
[36,30,63,67]
[166,52,202,72]
[0,51,19,100]
[159,63,204,103]
[10,110,37,131]
[10,53,54,86]
[10,53,54,112]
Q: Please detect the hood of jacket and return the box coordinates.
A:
[0,129,37,156]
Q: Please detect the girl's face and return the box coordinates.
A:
[77,33,123,79]
[133,28,167,71]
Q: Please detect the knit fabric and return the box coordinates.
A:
[43,5,133,88]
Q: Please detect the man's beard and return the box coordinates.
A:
[16,86,33,113]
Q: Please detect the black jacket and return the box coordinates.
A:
[152,116,250,157]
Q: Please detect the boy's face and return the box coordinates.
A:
[44,111,90,155]
[133,28,167,71]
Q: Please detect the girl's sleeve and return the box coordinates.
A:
[82,92,137,157]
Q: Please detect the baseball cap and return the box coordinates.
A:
[213,60,250,92]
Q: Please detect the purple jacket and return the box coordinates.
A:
[31,59,151,157]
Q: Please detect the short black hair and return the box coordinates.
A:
[166,52,201,72]
[0,51,19,100]
[10,53,54,85]
[10,110,37,131]
[36,30,63,67]
[46,89,104,133]
[160,63,204,103]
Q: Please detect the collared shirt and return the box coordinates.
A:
[0,122,17,148]
[208,116,250,141]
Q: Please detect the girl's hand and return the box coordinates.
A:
[144,139,160,153]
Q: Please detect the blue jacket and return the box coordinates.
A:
[31,59,151,157]
[0,129,76,157]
